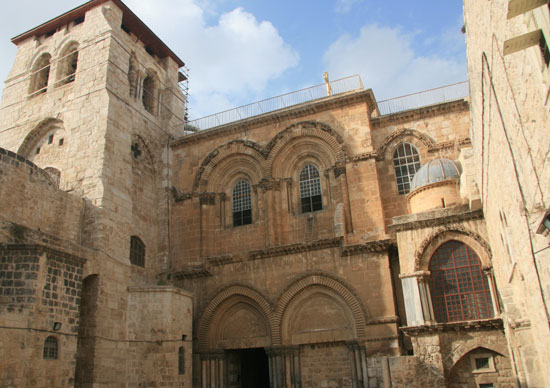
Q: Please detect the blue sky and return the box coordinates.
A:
[0,0,467,119]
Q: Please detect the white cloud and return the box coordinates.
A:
[126,0,299,117]
[323,24,467,100]
[335,0,364,14]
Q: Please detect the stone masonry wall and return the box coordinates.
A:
[0,245,85,388]
[464,1,550,386]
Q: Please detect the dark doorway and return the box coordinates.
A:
[226,348,270,388]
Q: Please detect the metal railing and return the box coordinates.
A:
[377,81,469,116]
[186,75,364,131]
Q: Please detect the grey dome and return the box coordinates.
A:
[410,158,461,191]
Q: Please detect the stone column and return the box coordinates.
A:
[483,266,501,314]
[266,346,301,388]
[200,350,225,388]
[347,341,368,388]
[334,164,353,234]
[417,272,435,323]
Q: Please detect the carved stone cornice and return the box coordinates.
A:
[206,255,234,266]
[509,318,531,330]
[340,239,395,256]
[248,237,342,260]
[400,318,503,336]
[172,265,213,280]
[363,335,400,343]
[171,187,193,202]
[389,208,484,233]
[255,178,281,192]
[370,99,469,128]
[349,151,378,162]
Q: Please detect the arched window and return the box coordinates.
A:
[429,241,494,323]
[129,236,145,267]
[393,142,421,195]
[43,336,58,359]
[232,180,252,227]
[178,346,185,375]
[29,53,51,95]
[58,43,79,85]
[299,164,323,213]
[142,74,157,115]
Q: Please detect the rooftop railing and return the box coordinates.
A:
[184,78,469,132]
[376,81,469,116]
[185,75,364,131]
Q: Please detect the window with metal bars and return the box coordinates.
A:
[232,180,252,227]
[43,336,58,359]
[393,142,421,195]
[130,235,145,267]
[299,164,323,213]
[429,240,494,323]
[29,53,51,95]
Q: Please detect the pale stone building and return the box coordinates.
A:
[0,0,546,388]
[463,1,550,387]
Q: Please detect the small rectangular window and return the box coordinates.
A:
[475,357,490,370]
[35,147,41,155]
[121,24,131,34]
[58,138,64,146]
[48,135,54,144]
[479,384,494,388]
[471,353,496,374]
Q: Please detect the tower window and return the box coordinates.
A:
[29,53,51,95]
[429,241,494,323]
[48,135,54,144]
[299,164,323,213]
[129,236,145,267]
[57,43,79,85]
[233,180,252,227]
[393,142,421,195]
[43,336,58,359]
[142,74,157,115]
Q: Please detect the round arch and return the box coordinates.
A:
[376,128,436,161]
[266,121,347,178]
[18,118,64,158]
[273,274,368,344]
[193,140,266,191]
[446,344,508,375]
[414,227,493,272]
[197,285,274,351]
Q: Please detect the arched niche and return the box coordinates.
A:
[273,274,367,344]
[198,285,274,351]
[281,286,355,345]
[213,299,272,349]
[415,228,493,272]
[18,118,65,159]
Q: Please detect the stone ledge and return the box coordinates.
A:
[400,318,503,335]
[341,239,395,256]
[371,99,469,128]
[248,237,342,260]
[389,207,483,232]
[127,285,193,298]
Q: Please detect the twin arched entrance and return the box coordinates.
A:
[197,275,369,388]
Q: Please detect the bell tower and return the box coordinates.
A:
[0,0,187,269]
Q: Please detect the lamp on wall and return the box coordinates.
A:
[53,322,62,331]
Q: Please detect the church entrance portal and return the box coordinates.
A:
[226,348,270,388]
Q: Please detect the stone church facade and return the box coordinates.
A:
[0,1,547,388]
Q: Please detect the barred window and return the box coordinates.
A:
[130,236,145,267]
[178,346,185,375]
[232,180,252,227]
[429,241,494,323]
[43,336,58,359]
[393,142,421,195]
[300,164,323,213]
